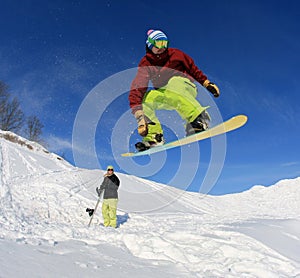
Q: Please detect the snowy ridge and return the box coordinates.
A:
[0,130,300,277]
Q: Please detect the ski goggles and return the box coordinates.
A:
[148,37,169,49]
[107,169,114,171]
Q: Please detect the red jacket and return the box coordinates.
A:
[129,47,208,113]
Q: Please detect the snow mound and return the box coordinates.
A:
[0,130,300,277]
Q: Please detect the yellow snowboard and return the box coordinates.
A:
[122,115,248,157]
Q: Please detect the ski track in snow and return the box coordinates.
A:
[0,134,300,277]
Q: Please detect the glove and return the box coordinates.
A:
[96,187,103,197]
[134,110,148,137]
[203,80,220,98]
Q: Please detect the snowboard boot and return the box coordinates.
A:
[135,133,164,152]
[185,111,210,136]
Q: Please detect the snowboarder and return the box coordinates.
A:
[96,165,120,228]
[129,29,220,151]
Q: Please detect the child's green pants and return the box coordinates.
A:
[102,198,118,228]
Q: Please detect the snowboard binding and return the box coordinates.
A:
[86,208,94,217]
[135,134,164,152]
[185,111,210,136]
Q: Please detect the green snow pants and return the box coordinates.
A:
[102,198,118,228]
[142,76,208,142]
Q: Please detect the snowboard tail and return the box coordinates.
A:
[122,115,247,157]
[87,196,101,227]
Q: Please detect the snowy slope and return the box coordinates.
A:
[0,131,300,278]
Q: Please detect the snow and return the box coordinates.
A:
[0,131,300,277]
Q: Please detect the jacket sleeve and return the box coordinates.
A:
[115,176,120,187]
[181,51,207,85]
[110,175,120,187]
[129,59,150,113]
[100,177,108,191]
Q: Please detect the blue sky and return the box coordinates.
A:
[1,0,299,195]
